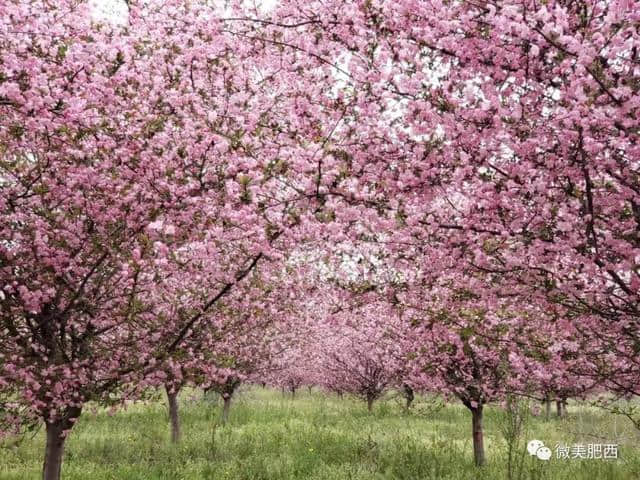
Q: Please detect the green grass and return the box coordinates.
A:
[1,388,639,479]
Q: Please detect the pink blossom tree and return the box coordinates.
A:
[315,314,405,412]
[0,1,340,477]
[271,0,640,436]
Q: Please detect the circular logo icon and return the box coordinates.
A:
[527,439,544,456]
[536,446,552,461]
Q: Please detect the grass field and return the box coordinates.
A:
[1,388,639,479]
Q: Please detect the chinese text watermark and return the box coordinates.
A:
[527,440,619,461]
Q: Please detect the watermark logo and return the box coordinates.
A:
[527,439,552,460]
[555,443,618,460]
[528,440,619,460]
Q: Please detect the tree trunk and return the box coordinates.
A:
[545,396,551,420]
[221,395,232,425]
[556,399,563,418]
[561,398,568,416]
[403,384,414,410]
[366,394,374,412]
[471,405,486,466]
[42,407,81,480]
[406,396,413,410]
[43,421,66,480]
[166,386,181,443]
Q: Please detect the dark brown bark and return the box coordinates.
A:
[366,394,374,412]
[221,395,232,425]
[43,422,66,480]
[166,386,181,443]
[471,405,486,466]
[42,407,81,480]
[403,384,414,410]
[556,399,564,418]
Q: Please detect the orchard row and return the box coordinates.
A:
[1,1,638,479]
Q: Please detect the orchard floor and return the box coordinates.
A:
[2,388,640,480]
